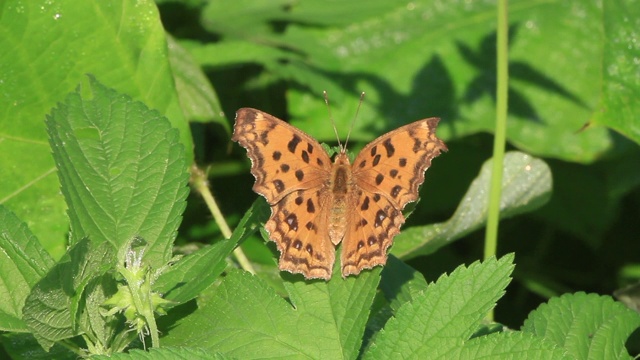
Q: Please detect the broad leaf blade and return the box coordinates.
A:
[522,292,640,359]
[0,206,55,332]
[22,239,115,351]
[449,332,570,360]
[592,0,640,145]
[162,267,380,359]
[364,254,514,359]
[46,77,189,269]
[92,347,230,360]
[393,151,551,259]
[0,0,190,259]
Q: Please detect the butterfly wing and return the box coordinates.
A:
[233,108,336,279]
[341,118,447,276]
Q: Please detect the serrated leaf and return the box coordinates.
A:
[364,254,514,359]
[22,238,115,351]
[362,256,430,353]
[46,77,189,269]
[392,151,551,260]
[0,206,55,332]
[162,266,380,359]
[92,347,230,360]
[0,0,191,259]
[522,292,640,360]
[448,331,571,360]
[154,198,267,305]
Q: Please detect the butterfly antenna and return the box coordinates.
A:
[343,91,365,150]
[324,91,343,150]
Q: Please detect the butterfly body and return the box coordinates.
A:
[233,107,446,280]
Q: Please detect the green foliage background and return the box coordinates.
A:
[0,0,639,358]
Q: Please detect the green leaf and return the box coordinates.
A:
[522,292,640,359]
[154,198,267,305]
[364,254,514,359]
[0,206,55,332]
[162,266,380,359]
[206,0,621,164]
[361,256,430,353]
[22,238,116,351]
[592,0,640,144]
[92,347,231,360]
[0,333,76,360]
[392,151,551,260]
[46,77,189,269]
[168,36,227,128]
[448,331,570,360]
[79,274,119,355]
[0,0,190,260]
[201,0,292,40]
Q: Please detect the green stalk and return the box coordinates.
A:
[484,0,509,320]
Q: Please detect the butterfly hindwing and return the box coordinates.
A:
[341,189,404,277]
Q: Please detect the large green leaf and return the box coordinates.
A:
[522,292,640,359]
[162,264,380,359]
[0,0,190,259]
[196,0,636,163]
[364,255,514,359]
[46,77,189,268]
[592,0,640,144]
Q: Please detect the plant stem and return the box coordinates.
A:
[191,165,256,274]
[484,0,509,321]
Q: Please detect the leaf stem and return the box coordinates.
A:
[484,0,509,320]
[191,165,256,274]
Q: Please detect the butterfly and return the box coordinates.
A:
[232,107,446,280]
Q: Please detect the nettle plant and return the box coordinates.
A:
[1,78,638,359]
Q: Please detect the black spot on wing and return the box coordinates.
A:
[383,138,395,157]
[288,135,301,153]
[361,196,370,211]
[374,210,386,228]
[372,154,381,166]
[274,179,285,193]
[286,213,298,231]
[375,174,384,185]
[391,185,402,198]
[306,198,315,213]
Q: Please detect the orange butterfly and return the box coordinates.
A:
[233,108,446,280]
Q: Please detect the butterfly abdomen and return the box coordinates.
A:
[328,153,353,246]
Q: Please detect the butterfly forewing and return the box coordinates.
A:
[233,108,336,279]
[351,118,447,209]
[233,108,333,204]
